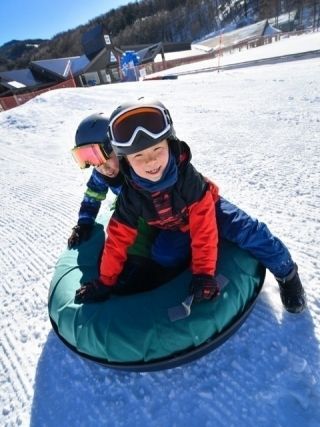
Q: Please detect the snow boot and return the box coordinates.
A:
[276,264,306,313]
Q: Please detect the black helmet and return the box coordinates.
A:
[75,113,112,156]
[108,98,175,156]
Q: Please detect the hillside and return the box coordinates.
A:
[0,39,47,71]
[0,0,317,71]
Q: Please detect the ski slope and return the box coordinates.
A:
[0,32,319,427]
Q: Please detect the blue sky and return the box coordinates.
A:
[0,0,130,46]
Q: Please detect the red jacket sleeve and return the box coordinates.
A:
[99,218,138,286]
[188,189,218,276]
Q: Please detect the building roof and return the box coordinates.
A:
[192,20,280,52]
[82,24,107,60]
[269,10,298,26]
[0,68,49,91]
[135,42,164,64]
[30,55,90,79]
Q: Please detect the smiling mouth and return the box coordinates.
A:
[146,166,161,175]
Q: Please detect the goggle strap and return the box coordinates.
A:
[111,125,171,147]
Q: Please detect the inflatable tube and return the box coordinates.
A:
[48,219,265,371]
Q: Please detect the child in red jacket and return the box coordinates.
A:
[75,100,221,304]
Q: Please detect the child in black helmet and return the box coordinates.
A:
[74,99,306,313]
[68,113,124,248]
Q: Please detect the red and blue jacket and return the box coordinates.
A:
[99,139,220,286]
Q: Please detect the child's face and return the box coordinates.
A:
[96,151,119,178]
[126,140,169,182]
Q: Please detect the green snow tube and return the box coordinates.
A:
[48,218,265,371]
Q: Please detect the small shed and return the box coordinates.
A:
[268,10,298,32]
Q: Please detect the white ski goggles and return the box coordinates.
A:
[109,106,172,147]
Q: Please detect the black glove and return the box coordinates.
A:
[74,280,113,303]
[68,223,93,248]
[190,274,220,303]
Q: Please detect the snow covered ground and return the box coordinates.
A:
[0,32,319,427]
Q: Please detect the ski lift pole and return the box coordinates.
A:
[217,30,223,73]
[133,63,139,81]
[69,66,76,87]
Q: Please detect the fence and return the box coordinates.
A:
[0,78,76,111]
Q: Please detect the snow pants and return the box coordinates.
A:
[151,197,294,278]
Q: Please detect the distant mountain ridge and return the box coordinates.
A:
[0,39,47,59]
[0,39,48,71]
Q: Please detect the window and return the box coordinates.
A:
[83,72,100,86]
[100,70,112,84]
